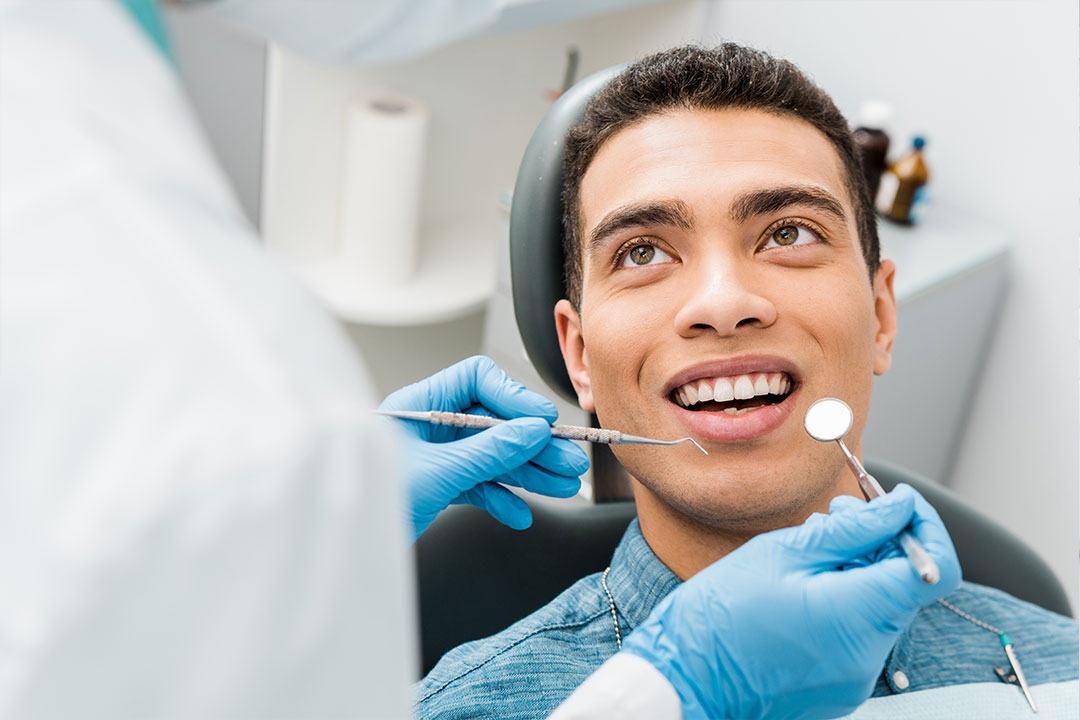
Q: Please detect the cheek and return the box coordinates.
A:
[792,277,878,388]
[581,295,669,413]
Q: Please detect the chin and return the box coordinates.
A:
[629,460,837,533]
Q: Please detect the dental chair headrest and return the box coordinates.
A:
[509,66,623,403]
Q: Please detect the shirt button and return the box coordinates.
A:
[893,670,910,690]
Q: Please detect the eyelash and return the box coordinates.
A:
[609,216,829,268]
[611,237,669,269]
[759,217,830,249]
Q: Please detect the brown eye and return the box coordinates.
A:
[773,226,800,246]
[628,245,656,265]
[618,242,674,268]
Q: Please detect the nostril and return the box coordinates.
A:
[686,317,761,333]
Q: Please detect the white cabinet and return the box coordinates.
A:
[866,210,1010,483]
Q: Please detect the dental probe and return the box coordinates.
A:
[375,409,708,455]
[804,398,940,585]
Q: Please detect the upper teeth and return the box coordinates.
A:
[673,372,792,408]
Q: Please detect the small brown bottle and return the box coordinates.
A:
[877,136,929,225]
[853,101,891,201]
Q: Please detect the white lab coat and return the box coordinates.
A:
[0,0,681,717]
[0,0,415,716]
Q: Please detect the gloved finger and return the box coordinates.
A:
[378,356,555,422]
[853,486,958,580]
[405,356,558,420]
[828,493,873,565]
[830,491,885,569]
[401,402,498,443]
[898,485,962,591]
[524,436,590,477]
[781,484,918,567]
[828,493,866,515]
[437,417,552,494]
[835,486,960,576]
[495,463,582,499]
[840,536,902,570]
[838,555,875,571]
[836,549,955,624]
[902,485,950,546]
[834,493,960,606]
[376,412,462,444]
[449,413,591,481]
[451,405,578,451]
[471,355,559,422]
[462,402,587,477]
[456,482,533,530]
[378,373,465,444]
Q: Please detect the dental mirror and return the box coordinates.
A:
[804,397,854,442]
[803,396,941,585]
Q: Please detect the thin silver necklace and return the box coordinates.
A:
[600,566,1037,711]
[601,567,622,650]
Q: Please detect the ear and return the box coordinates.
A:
[872,259,898,376]
[554,299,595,412]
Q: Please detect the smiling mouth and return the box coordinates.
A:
[670,372,795,416]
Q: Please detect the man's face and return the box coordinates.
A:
[555,108,897,531]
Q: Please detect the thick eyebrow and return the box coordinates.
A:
[729,185,847,225]
[586,200,694,255]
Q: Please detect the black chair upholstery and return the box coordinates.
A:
[416,458,1073,675]
[415,500,635,676]
[509,66,622,403]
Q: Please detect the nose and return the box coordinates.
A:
[673,258,778,338]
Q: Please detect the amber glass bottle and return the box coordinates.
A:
[877,137,929,225]
[853,101,891,201]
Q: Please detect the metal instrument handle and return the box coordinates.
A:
[428,411,502,429]
[552,424,622,444]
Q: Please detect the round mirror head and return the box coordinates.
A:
[804,398,854,442]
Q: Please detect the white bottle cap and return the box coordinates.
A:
[857,100,893,130]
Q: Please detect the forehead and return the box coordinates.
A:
[579,108,852,229]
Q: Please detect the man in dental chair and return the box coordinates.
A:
[415,44,1078,720]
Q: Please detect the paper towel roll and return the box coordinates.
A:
[339,93,428,285]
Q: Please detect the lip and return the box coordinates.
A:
[662,355,801,396]
[663,355,802,443]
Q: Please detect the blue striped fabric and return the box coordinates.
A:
[416,520,1078,719]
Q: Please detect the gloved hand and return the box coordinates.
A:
[621,484,961,720]
[379,356,589,541]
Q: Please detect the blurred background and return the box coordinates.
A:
[161,0,1079,611]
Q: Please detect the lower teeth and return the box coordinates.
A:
[722,404,765,416]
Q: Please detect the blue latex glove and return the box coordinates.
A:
[379,356,589,541]
[622,484,961,720]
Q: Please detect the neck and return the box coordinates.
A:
[630,484,750,580]
[631,465,863,581]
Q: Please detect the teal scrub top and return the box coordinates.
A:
[115,0,173,61]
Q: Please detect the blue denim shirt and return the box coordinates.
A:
[416,519,1079,719]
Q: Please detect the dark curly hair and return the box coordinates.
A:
[561,43,879,308]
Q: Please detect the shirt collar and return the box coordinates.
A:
[606,518,683,630]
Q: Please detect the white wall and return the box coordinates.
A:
[167,8,265,227]
[703,0,1079,611]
